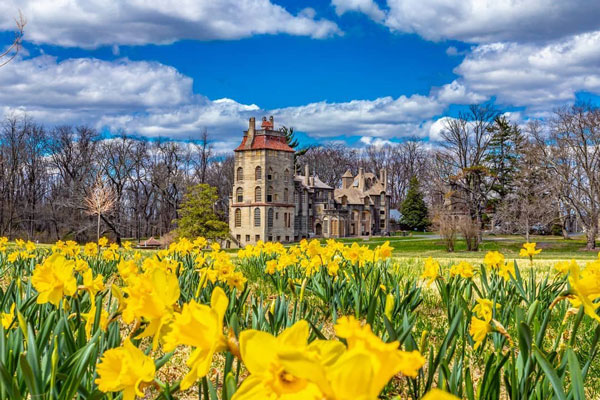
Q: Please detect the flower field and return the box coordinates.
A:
[0,236,599,399]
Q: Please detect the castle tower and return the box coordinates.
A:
[229,116,295,245]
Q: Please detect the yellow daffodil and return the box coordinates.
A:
[163,287,228,390]
[31,253,77,306]
[472,299,499,322]
[83,242,99,257]
[378,241,393,259]
[498,262,516,281]
[449,261,474,279]
[122,268,180,348]
[469,316,491,349]
[1,304,15,330]
[520,242,542,259]
[555,259,576,275]
[82,269,104,298]
[98,237,109,247]
[384,293,395,320]
[280,316,425,400]
[95,339,155,400]
[233,320,323,400]
[0,236,7,251]
[567,260,600,322]
[483,251,505,270]
[421,257,440,286]
[226,271,247,291]
[118,259,139,281]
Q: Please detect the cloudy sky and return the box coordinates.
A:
[1,0,600,151]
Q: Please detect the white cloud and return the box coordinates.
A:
[431,81,487,104]
[359,136,394,147]
[333,0,600,44]
[0,52,465,142]
[332,0,385,22]
[0,55,193,111]
[454,31,600,111]
[0,55,261,139]
[274,94,446,138]
[0,0,340,48]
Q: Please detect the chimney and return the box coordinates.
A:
[245,117,255,149]
[358,167,364,191]
[269,115,274,128]
[383,168,387,190]
[305,164,309,184]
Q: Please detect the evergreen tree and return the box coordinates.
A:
[176,183,229,240]
[485,116,524,202]
[399,176,429,231]
[280,126,311,172]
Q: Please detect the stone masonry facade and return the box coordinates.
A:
[229,116,390,246]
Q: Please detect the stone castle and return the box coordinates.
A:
[229,116,390,245]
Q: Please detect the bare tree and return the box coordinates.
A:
[84,177,117,243]
[193,129,212,184]
[435,104,499,250]
[1,12,26,68]
[533,104,600,249]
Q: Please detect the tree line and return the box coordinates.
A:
[1,101,599,248]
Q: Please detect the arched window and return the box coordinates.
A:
[267,186,273,202]
[236,167,243,181]
[268,168,273,181]
[284,169,289,183]
[284,188,289,202]
[255,186,262,202]
[255,166,262,180]
[267,208,274,228]
[254,208,261,227]
[236,187,243,202]
[234,208,241,227]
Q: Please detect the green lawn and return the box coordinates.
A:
[327,233,600,261]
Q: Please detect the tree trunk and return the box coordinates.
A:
[586,225,597,250]
[97,213,101,243]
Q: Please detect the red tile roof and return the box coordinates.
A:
[261,120,273,128]
[235,135,295,152]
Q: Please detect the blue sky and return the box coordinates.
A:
[1,1,600,151]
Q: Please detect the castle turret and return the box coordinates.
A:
[342,169,353,189]
[230,116,295,246]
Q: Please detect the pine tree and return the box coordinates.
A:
[485,116,524,202]
[176,183,230,240]
[399,176,429,231]
[280,126,311,172]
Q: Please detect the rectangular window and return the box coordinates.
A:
[236,234,241,241]
[277,236,281,241]
[276,212,279,220]
[285,236,289,242]
[246,235,250,242]
[268,236,273,241]
[380,210,385,215]
[255,235,260,242]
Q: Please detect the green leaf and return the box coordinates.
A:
[566,349,585,400]
[532,346,566,400]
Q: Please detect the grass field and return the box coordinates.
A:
[327,232,600,261]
